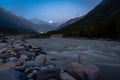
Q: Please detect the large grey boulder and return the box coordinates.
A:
[0,69,25,80]
[67,62,100,80]
[35,68,60,80]
[60,72,76,80]
[35,54,46,65]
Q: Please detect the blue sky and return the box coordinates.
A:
[0,0,102,23]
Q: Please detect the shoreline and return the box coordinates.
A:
[27,38,120,80]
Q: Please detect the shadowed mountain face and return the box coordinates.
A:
[57,17,83,30]
[0,7,38,34]
[51,0,120,39]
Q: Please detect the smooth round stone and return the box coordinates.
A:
[60,72,76,80]
[26,73,34,79]
[0,63,15,71]
[9,57,17,62]
[35,54,46,65]
[15,62,24,66]
[19,55,28,61]
[33,70,38,74]
[0,69,25,80]
[27,78,34,80]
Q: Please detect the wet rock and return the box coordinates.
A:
[0,48,7,53]
[6,48,17,56]
[17,50,35,59]
[40,64,56,71]
[35,68,60,80]
[27,78,34,80]
[35,54,46,65]
[25,67,40,74]
[14,64,27,72]
[28,45,42,52]
[32,45,40,49]
[40,66,49,71]
[32,69,39,74]
[26,73,34,79]
[0,43,7,48]
[0,53,11,59]
[9,57,17,62]
[15,62,24,66]
[5,48,13,53]
[23,43,30,48]
[0,63,15,71]
[10,51,17,56]
[60,72,76,80]
[48,78,58,80]
[0,69,25,80]
[19,55,28,61]
[14,45,25,50]
[67,62,100,80]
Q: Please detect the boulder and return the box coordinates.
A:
[14,65,27,72]
[32,45,40,49]
[19,55,28,61]
[60,72,76,80]
[35,68,60,80]
[0,48,7,53]
[48,78,58,80]
[15,62,24,66]
[0,53,11,59]
[17,50,35,59]
[67,62,100,80]
[14,45,24,50]
[35,54,46,65]
[9,57,17,62]
[26,73,34,79]
[0,69,25,80]
[0,63,15,71]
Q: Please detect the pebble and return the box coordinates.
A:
[19,55,28,61]
[60,72,76,80]
[0,69,25,80]
[35,54,46,65]
[26,73,34,79]
[9,57,17,62]
[15,62,24,66]
[0,63,15,71]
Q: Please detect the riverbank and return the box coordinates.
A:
[0,37,120,80]
[27,37,120,80]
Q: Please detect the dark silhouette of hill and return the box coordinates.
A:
[49,0,120,39]
[0,7,37,34]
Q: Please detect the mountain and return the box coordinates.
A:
[30,18,56,33]
[57,17,83,30]
[0,7,37,34]
[30,18,46,25]
[51,0,120,39]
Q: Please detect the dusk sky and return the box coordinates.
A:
[0,0,101,23]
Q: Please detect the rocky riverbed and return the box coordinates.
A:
[0,37,101,80]
[27,37,120,80]
[0,37,120,80]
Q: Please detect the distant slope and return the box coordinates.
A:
[0,7,37,34]
[57,17,83,30]
[30,18,56,33]
[53,0,120,39]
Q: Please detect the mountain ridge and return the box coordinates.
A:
[49,0,120,39]
[0,7,38,34]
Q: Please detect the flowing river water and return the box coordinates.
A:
[27,37,120,80]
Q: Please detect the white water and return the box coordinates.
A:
[27,37,120,66]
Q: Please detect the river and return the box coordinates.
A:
[27,37,120,80]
